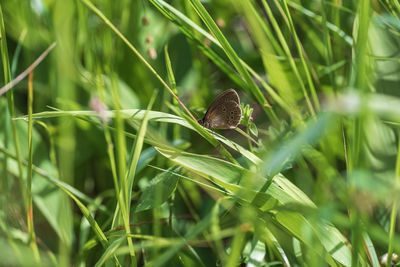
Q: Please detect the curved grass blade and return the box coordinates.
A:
[0,146,121,265]
[149,0,246,91]
[287,1,353,45]
[135,166,181,212]
[187,0,274,118]
[156,147,352,266]
[149,0,277,122]
[17,109,261,164]
[79,0,197,123]
[95,236,125,267]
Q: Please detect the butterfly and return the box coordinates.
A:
[197,89,242,129]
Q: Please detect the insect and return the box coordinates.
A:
[198,89,242,129]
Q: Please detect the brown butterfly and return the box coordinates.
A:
[198,89,242,129]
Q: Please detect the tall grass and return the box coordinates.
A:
[0,0,399,266]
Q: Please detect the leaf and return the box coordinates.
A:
[243,238,266,267]
[262,112,336,177]
[187,0,272,117]
[156,147,352,266]
[0,238,56,267]
[135,166,181,212]
[95,237,125,267]
[249,123,258,137]
[18,109,261,164]
[1,146,120,266]
[146,208,214,267]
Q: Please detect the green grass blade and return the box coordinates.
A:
[320,0,335,91]
[262,113,336,177]
[26,72,40,264]
[135,166,180,213]
[0,146,121,266]
[287,1,353,45]
[150,0,249,90]
[79,0,197,122]
[147,212,214,267]
[236,0,302,121]
[362,233,380,267]
[164,45,181,141]
[282,0,320,111]
[95,237,125,267]
[18,108,262,164]
[0,146,110,214]
[187,0,277,121]
[126,91,157,209]
[110,73,136,264]
[386,132,400,267]
[0,3,26,211]
[63,189,121,267]
[225,226,247,267]
[156,147,351,266]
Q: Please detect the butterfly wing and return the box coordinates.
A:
[203,89,240,120]
[206,100,242,129]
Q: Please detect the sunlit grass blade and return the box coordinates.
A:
[156,147,352,266]
[264,231,290,266]
[236,0,302,121]
[110,72,136,264]
[164,45,181,140]
[79,0,197,122]
[362,233,380,267]
[126,92,157,209]
[119,92,157,262]
[276,0,319,114]
[287,1,353,45]
[18,108,260,164]
[187,0,277,121]
[95,236,125,267]
[150,0,284,119]
[279,0,320,113]
[149,0,248,90]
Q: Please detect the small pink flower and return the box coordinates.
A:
[147,47,157,59]
[90,96,110,123]
[216,18,225,28]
